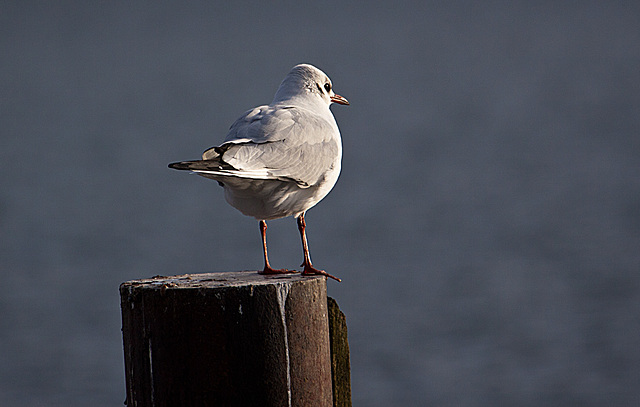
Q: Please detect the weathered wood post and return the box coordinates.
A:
[327,297,351,407]
[120,271,350,407]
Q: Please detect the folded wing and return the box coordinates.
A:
[182,105,340,187]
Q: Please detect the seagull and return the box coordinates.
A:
[169,64,349,282]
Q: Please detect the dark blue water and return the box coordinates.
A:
[2,2,639,406]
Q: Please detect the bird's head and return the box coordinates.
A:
[273,64,349,108]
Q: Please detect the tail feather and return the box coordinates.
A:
[168,159,228,172]
[169,159,277,182]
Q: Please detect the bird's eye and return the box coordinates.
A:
[324,83,331,92]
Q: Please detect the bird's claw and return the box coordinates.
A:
[301,265,341,282]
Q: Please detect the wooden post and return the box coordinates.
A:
[328,297,352,407]
[120,271,345,407]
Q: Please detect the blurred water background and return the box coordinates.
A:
[2,2,639,406]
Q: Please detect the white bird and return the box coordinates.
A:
[169,64,349,282]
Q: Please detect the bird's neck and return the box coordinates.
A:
[273,93,328,112]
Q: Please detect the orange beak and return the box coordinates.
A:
[330,94,349,105]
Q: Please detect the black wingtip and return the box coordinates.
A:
[168,161,190,170]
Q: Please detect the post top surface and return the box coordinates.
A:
[120,270,326,291]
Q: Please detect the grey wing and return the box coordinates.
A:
[201,105,287,160]
[202,106,339,187]
[225,105,280,144]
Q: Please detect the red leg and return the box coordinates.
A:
[258,220,295,275]
[297,214,341,282]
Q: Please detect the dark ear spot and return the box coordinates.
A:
[316,83,324,93]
